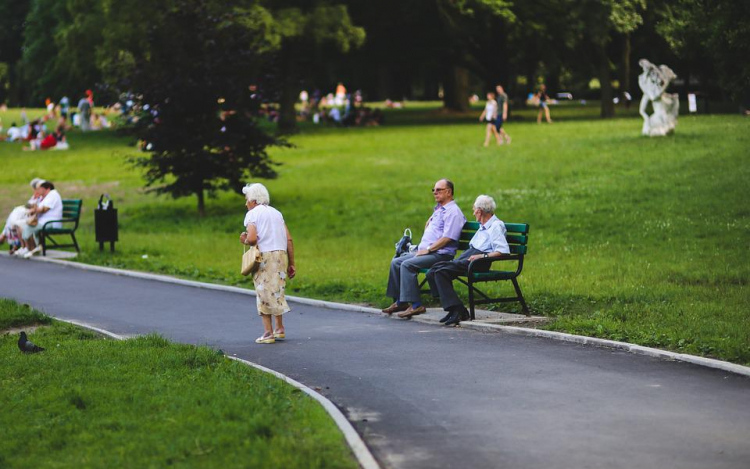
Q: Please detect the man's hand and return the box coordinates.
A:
[416,249,430,256]
[468,254,486,262]
[287,264,296,279]
[239,232,248,244]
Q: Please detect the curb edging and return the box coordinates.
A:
[30,255,750,378]
[55,317,380,469]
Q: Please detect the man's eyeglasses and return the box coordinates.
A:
[432,188,446,193]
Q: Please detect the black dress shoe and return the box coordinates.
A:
[439,311,454,323]
[444,308,469,326]
[442,310,460,326]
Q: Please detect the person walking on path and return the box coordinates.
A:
[239,183,296,344]
[383,179,467,319]
[495,84,512,144]
[536,84,553,124]
[479,92,502,147]
[426,195,509,326]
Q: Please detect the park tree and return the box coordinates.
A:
[102,0,287,216]
[237,1,365,133]
[18,0,104,105]
[0,1,31,105]
[436,0,515,111]
[565,0,645,118]
[657,0,750,103]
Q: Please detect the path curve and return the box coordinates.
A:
[1,256,749,469]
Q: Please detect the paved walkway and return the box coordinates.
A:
[1,255,749,469]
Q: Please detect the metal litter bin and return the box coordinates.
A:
[94,194,118,252]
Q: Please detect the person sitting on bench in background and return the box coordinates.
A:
[426,195,509,326]
[20,181,63,258]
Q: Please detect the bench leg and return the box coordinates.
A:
[41,232,47,256]
[468,280,476,321]
[512,278,530,316]
[71,233,80,252]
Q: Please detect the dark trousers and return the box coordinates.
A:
[425,247,484,311]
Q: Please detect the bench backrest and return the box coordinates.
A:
[62,199,83,220]
[458,221,529,255]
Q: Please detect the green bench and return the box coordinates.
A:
[41,199,82,256]
[419,221,530,319]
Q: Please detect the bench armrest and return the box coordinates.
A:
[467,254,524,276]
[41,218,79,230]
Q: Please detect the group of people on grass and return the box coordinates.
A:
[1,178,64,258]
[240,178,509,344]
[1,90,115,149]
[2,119,68,150]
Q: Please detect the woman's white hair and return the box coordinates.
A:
[473,194,496,214]
[242,183,270,205]
[30,178,45,189]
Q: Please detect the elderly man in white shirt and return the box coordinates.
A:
[425,194,510,326]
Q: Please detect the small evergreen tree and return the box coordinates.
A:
[122,0,287,216]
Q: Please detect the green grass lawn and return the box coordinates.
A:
[1,103,748,364]
[0,299,357,468]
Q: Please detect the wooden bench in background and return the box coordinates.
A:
[41,199,82,256]
[419,221,530,319]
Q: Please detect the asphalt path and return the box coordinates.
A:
[1,255,749,469]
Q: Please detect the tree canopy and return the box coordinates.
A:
[3,0,747,114]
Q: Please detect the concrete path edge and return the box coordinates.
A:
[56,317,380,469]
[29,255,750,378]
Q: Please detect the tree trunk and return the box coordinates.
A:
[277,45,298,134]
[597,43,615,118]
[621,34,631,108]
[442,64,469,112]
[197,189,205,217]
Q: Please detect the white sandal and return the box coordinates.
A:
[255,334,275,344]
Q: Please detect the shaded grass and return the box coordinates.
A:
[0,299,52,330]
[1,104,748,364]
[0,300,357,469]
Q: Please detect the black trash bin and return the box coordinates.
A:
[94,194,118,252]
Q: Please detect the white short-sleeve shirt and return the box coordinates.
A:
[37,189,63,229]
[243,205,287,253]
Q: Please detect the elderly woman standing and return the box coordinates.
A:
[239,183,296,344]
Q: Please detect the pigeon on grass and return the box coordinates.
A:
[18,331,45,353]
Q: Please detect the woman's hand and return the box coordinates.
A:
[239,232,248,244]
[287,264,296,279]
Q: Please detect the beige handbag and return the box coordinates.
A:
[241,244,261,276]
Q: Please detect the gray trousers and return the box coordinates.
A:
[426,248,484,311]
[386,252,452,303]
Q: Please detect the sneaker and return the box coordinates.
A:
[14,247,28,257]
[24,246,42,259]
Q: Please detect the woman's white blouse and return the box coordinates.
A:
[244,205,288,252]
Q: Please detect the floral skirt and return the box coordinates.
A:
[253,250,291,316]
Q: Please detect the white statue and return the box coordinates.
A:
[638,59,679,137]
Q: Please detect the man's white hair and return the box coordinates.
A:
[30,178,45,189]
[242,183,270,205]
[473,194,496,214]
